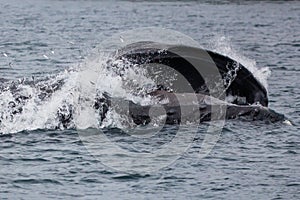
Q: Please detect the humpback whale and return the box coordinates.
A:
[0,42,285,131]
[95,41,284,125]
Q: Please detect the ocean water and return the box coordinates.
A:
[0,0,299,199]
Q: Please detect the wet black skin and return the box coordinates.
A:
[96,90,285,126]
[115,41,268,107]
[98,42,283,125]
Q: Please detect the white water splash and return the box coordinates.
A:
[208,35,271,90]
[0,50,157,134]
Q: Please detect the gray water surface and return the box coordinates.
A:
[0,0,299,199]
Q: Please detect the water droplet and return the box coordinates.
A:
[283,120,292,126]
[120,36,124,43]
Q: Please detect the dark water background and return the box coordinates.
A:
[0,0,299,199]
